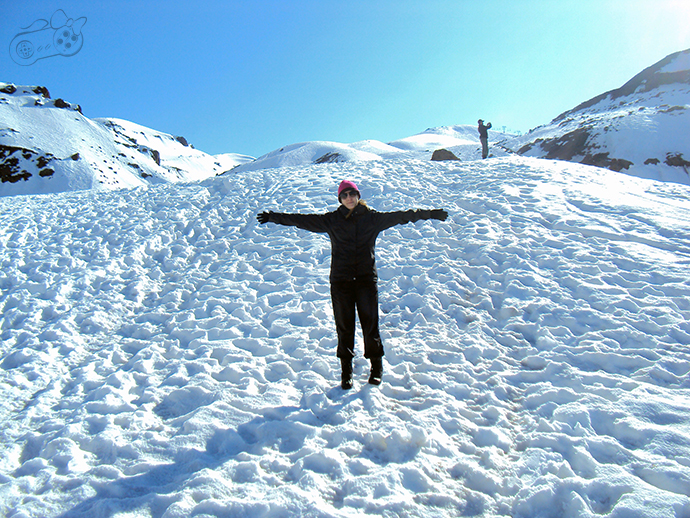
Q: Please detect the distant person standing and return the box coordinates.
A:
[478,119,492,159]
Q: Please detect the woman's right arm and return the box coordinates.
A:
[257,211,332,233]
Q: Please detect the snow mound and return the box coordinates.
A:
[389,125,482,151]
[228,139,397,174]
[390,125,517,162]
[231,126,516,174]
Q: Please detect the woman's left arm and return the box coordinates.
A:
[375,208,448,231]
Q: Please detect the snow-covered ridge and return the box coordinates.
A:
[0,83,254,197]
[508,48,690,185]
[2,79,513,195]
[227,139,398,173]
[228,125,515,175]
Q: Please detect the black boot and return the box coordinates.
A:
[368,357,383,385]
[341,358,353,390]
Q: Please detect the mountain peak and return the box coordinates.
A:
[0,83,253,197]
[511,49,690,184]
[555,48,690,121]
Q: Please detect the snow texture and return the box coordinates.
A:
[1,155,690,517]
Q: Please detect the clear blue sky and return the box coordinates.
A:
[3,0,689,158]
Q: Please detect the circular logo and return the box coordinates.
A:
[15,40,34,59]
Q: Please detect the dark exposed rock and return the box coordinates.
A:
[665,153,690,176]
[1,145,31,183]
[314,152,344,164]
[581,153,633,172]
[32,86,50,99]
[0,144,59,183]
[150,149,161,166]
[36,155,51,169]
[665,153,690,168]
[0,163,30,183]
[660,105,686,114]
[518,127,636,172]
[538,127,593,161]
[431,149,460,161]
[54,98,71,109]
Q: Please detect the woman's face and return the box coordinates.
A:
[340,189,359,210]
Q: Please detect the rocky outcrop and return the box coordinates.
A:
[511,48,690,183]
[431,149,460,161]
[0,145,56,183]
[314,152,344,164]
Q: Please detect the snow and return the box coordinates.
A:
[1,155,690,517]
[388,126,481,151]
[505,49,690,187]
[661,52,690,74]
[229,140,392,173]
[0,84,254,197]
[509,86,690,185]
[229,125,515,175]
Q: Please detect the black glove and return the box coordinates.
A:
[257,211,272,224]
[430,209,448,221]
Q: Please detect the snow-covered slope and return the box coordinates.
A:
[1,157,689,517]
[389,125,513,160]
[226,139,401,173]
[0,83,253,197]
[229,125,514,174]
[0,80,513,195]
[508,48,690,185]
[388,124,487,152]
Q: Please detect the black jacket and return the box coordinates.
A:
[478,122,492,139]
[268,203,438,282]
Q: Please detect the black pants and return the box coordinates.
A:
[331,278,384,360]
[481,137,489,159]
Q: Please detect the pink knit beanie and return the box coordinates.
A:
[338,180,360,197]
